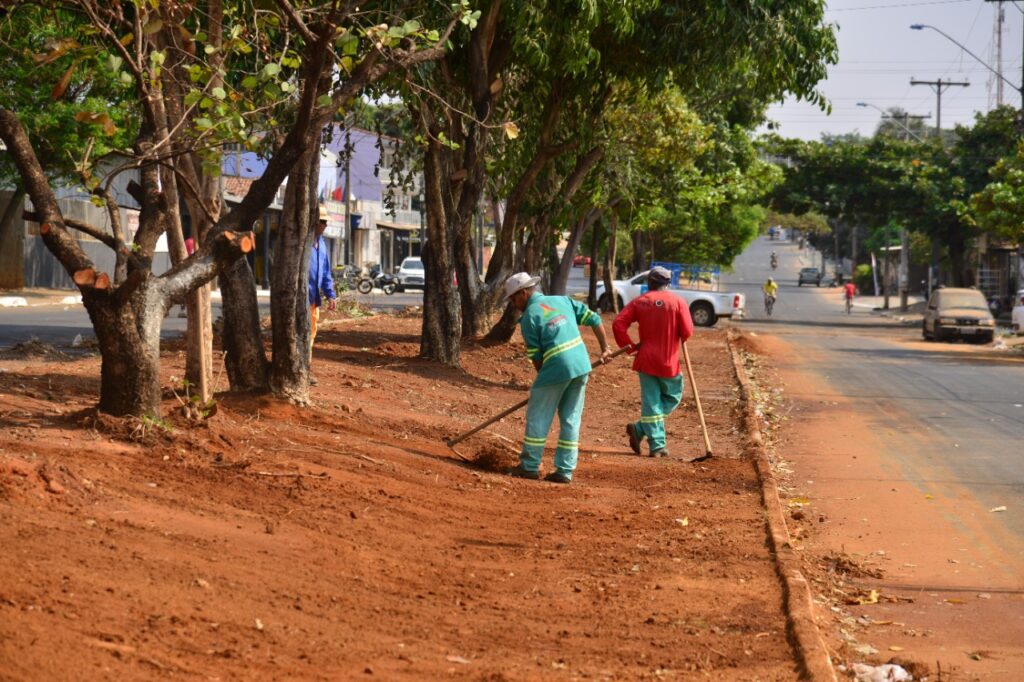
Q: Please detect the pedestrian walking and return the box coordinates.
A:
[308,205,336,385]
[612,266,694,457]
[505,272,611,484]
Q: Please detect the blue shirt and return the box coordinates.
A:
[308,236,336,306]
[519,292,601,387]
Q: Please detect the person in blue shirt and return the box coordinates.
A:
[504,272,611,484]
[308,205,336,384]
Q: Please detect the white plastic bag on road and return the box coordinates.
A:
[851,662,912,682]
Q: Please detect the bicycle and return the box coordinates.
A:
[764,294,776,317]
[844,296,853,315]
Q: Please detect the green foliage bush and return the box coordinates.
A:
[853,264,873,292]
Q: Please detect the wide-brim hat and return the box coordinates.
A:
[503,272,541,301]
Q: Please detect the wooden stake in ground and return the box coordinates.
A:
[683,342,713,462]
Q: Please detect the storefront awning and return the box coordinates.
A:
[377,221,419,231]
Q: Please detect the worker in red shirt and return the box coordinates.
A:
[612,266,694,457]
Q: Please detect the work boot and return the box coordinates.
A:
[625,423,641,455]
[649,447,669,458]
[507,465,541,480]
[544,471,572,485]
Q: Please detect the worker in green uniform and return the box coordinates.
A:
[504,272,612,484]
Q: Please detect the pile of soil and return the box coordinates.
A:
[0,337,70,360]
[0,314,798,680]
[469,443,519,473]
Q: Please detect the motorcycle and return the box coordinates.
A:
[334,264,361,292]
[356,264,400,295]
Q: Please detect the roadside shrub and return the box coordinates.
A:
[853,264,873,292]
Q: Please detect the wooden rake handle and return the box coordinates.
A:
[445,345,634,448]
[682,342,713,458]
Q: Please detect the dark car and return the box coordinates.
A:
[797,267,822,287]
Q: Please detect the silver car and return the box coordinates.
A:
[922,287,996,343]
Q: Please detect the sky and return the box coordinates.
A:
[760,0,1024,141]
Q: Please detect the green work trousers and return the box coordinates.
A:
[520,374,589,480]
[633,372,684,453]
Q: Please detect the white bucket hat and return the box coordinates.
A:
[318,205,329,221]
[503,272,541,301]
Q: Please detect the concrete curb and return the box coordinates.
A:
[726,329,837,682]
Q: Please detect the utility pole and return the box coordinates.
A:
[883,222,892,310]
[343,129,352,267]
[883,112,931,141]
[899,226,910,312]
[909,77,970,134]
[995,1,1005,105]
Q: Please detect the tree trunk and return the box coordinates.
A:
[219,259,268,391]
[588,216,602,309]
[631,230,646,274]
[419,136,462,365]
[87,283,166,416]
[602,212,619,314]
[269,147,318,400]
[0,187,25,289]
[949,229,967,287]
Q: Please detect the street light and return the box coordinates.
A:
[910,23,1022,95]
[856,101,928,142]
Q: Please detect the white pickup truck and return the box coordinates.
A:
[595,270,746,327]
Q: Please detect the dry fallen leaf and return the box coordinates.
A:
[989,506,1007,513]
[889,645,904,652]
[446,655,471,665]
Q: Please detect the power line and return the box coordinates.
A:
[827,0,970,12]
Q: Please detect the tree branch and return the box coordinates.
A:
[159,230,255,302]
[0,108,94,278]
[273,0,317,44]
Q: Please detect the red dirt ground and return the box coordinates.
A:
[0,313,798,680]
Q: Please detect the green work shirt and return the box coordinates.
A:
[520,292,601,387]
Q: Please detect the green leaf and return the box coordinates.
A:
[241,75,258,89]
[195,117,213,130]
[143,18,163,35]
[263,63,281,78]
[211,86,226,100]
[317,94,333,107]
[184,90,202,106]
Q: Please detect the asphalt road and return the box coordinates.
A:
[727,237,1024,539]
[0,289,429,348]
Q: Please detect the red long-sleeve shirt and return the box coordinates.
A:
[612,290,693,378]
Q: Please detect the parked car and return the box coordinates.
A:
[797,267,822,287]
[396,257,425,291]
[922,287,996,343]
[573,255,592,267]
[594,271,745,327]
[1012,288,1024,335]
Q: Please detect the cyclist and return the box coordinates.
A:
[762,277,778,316]
[843,281,856,314]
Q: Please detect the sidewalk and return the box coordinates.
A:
[0,289,82,308]
[0,287,272,307]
